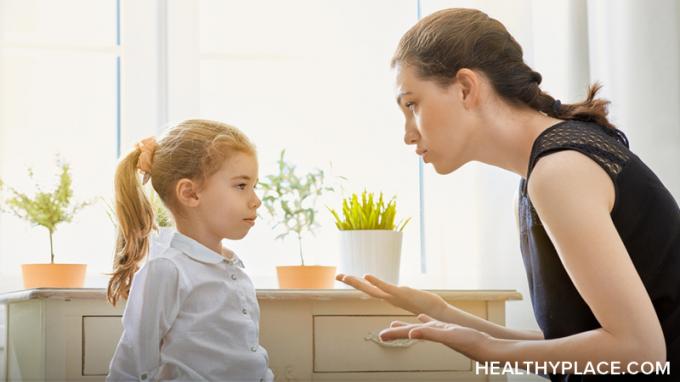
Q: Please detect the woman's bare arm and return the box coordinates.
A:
[381,151,666,368]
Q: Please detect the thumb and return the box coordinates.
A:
[409,326,447,342]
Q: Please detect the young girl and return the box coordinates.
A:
[106,119,274,381]
[338,8,678,381]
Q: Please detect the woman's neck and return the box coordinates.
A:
[472,102,563,178]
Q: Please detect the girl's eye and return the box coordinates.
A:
[405,102,415,111]
[237,183,247,190]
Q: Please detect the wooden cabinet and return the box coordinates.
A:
[0,288,520,381]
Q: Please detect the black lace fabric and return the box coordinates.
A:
[528,120,631,181]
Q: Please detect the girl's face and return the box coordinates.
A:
[196,152,261,240]
[395,64,477,174]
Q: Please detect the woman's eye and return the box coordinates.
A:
[405,102,415,111]
[237,183,247,190]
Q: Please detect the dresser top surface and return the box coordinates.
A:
[0,288,522,303]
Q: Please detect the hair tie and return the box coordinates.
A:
[552,99,562,115]
[136,137,158,185]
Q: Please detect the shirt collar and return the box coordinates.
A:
[170,231,243,267]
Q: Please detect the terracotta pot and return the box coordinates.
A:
[276,265,336,289]
[21,264,87,289]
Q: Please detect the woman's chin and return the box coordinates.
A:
[431,160,459,175]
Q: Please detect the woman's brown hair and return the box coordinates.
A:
[392,8,615,129]
[106,119,256,306]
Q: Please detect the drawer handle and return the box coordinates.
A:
[364,332,418,348]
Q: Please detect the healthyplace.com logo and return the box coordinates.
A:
[475,361,671,376]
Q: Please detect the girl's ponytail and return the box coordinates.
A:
[106,146,156,306]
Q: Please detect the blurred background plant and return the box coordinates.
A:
[102,185,173,230]
[0,157,91,263]
[259,149,344,265]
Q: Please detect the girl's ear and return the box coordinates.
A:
[454,68,481,110]
[175,178,200,208]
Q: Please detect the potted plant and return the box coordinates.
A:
[259,150,339,288]
[329,191,410,284]
[0,159,91,288]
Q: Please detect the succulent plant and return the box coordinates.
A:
[329,191,410,231]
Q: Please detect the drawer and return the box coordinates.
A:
[82,315,123,376]
[313,315,470,373]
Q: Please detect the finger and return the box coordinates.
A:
[389,320,411,328]
[337,274,391,299]
[418,313,434,323]
[379,324,422,341]
[409,326,448,342]
[363,274,401,294]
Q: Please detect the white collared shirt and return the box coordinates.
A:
[107,230,274,382]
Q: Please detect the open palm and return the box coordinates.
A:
[336,273,448,318]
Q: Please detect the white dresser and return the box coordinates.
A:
[0,288,521,381]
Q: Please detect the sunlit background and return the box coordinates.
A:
[1,0,679,340]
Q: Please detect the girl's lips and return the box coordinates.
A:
[244,218,256,226]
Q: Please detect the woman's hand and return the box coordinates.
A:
[336,273,449,318]
[381,314,492,361]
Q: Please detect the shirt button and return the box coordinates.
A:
[242,308,248,315]
[140,373,148,380]
[251,346,257,352]
[231,274,237,280]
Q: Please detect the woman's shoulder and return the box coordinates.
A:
[529,120,633,184]
[528,149,616,214]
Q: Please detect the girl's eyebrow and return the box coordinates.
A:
[231,175,259,183]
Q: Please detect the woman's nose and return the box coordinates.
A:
[403,128,419,145]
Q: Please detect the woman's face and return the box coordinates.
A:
[395,64,476,174]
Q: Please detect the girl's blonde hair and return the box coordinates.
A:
[106,119,256,306]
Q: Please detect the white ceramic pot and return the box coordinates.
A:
[339,230,403,284]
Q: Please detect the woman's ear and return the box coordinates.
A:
[175,178,200,208]
[454,68,481,109]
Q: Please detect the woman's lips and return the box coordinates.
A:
[244,218,256,226]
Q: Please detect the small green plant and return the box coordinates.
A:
[0,159,91,264]
[149,190,173,228]
[329,191,410,231]
[102,187,174,229]
[258,150,340,266]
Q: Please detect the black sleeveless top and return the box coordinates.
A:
[518,120,680,381]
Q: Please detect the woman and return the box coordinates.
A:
[337,8,679,381]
